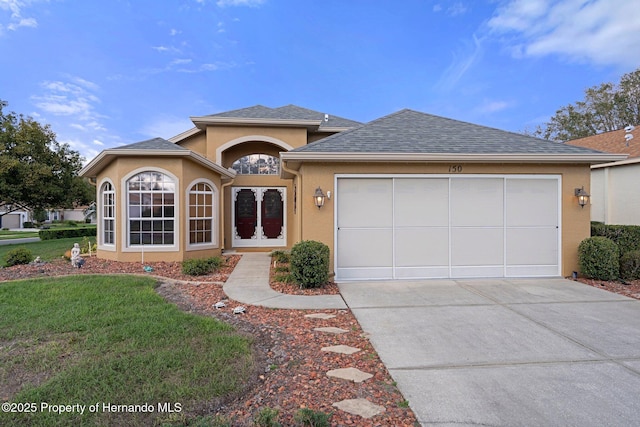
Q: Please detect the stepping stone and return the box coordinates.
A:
[332,398,385,419]
[313,327,348,334]
[305,313,336,319]
[321,345,361,355]
[326,367,373,383]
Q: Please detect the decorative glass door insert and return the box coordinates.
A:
[232,187,286,247]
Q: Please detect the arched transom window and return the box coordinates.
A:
[101,181,115,245]
[231,154,280,175]
[189,182,214,245]
[127,171,175,246]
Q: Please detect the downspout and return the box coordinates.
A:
[280,160,302,243]
[220,176,235,252]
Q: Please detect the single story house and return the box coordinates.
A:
[565,126,640,225]
[79,105,624,280]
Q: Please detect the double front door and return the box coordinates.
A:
[232,187,286,247]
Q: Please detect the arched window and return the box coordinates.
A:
[101,181,115,245]
[127,171,175,246]
[231,154,280,175]
[189,182,214,245]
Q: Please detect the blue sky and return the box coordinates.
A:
[2,0,639,162]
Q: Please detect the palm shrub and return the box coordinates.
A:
[578,236,619,281]
[290,240,330,288]
[620,250,640,280]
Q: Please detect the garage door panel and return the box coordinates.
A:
[337,179,392,228]
[507,228,559,266]
[395,228,448,267]
[395,178,448,226]
[336,176,560,280]
[337,228,392,268]
[451,179,503,227]
[451,228,504,266]
[507,179,558,227]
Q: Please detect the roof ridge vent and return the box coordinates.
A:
[324,114,329,122]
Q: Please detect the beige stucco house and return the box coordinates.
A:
[80,105,624,279]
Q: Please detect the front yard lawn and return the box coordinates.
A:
[0,275,254,426]
[0,237,96,267]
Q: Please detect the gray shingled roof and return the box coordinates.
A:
[208,104,362,129]
[292,109,607,155]
[118,138,186,151]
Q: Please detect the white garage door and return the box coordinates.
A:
[335,175,560,280]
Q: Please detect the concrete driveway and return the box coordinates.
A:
[338,278,640,426]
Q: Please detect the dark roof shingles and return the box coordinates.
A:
[118,138,186,151]
[293,109,607,155]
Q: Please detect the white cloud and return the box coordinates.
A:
[475,99,512,114]
[32,79,103,122]
[436,34,484,90]
[488,0,640,68]
[138,115,194,140]
[432,1,468,16]
[216,0,265,7]
[0,0,39,33]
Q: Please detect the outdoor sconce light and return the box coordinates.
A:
[575,186,590,208]
[314,187,326,209]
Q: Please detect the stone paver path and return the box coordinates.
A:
[309,312,385,420]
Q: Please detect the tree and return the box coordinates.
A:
[532,68,640,141]
[0,100,94,224]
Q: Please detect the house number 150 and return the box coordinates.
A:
[449,165,463,173]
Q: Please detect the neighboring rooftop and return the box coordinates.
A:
[292,109,610,155]
[564,126,640,158]
[207,104,362,129]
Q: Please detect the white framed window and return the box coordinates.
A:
[231,154,280,175]
[127,171,175,246]
[188,181,215,246]
[101,181,115,245]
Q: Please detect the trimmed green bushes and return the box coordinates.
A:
[4,247,33,267]
[290,240,330,288]
[181,257,223,276]
[591,222,640,256]
[578,236,619,281]
[39,227,96,240]
[620,250,640,280]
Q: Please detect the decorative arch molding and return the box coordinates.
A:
[215,135,294,164]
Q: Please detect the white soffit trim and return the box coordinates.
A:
[280,152,628,164]
[591,157,640,169]
[168,127,201,143]
[190,116,321,130]
[79,149,236,179]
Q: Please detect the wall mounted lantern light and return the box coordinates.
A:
[575,186,590,208]
[313,187,326,209]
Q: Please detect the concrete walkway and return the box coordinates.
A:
[222,252,347,310]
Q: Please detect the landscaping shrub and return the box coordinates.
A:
[181,257,223,276]
[290,240,330,289]
[271,250,290,264]
[591,222,640,256]
[39,227,97,240]
[620,250,640,281]
[254,407,282,427]
[293,408,331,427]
[578,236,619,281]
[4,247,33,267]
[23,221,34,228]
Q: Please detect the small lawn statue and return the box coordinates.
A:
[70,243,85,268]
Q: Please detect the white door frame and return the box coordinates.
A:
[231,186,287,247]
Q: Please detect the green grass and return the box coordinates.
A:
[0,275,254,426]
[0,230,40,239]
[0,237,95,266]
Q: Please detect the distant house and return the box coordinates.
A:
[80,105,623,280]
[566,126,639,225]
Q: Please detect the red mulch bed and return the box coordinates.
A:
[0,255,418,426]
[577,277,640,300]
